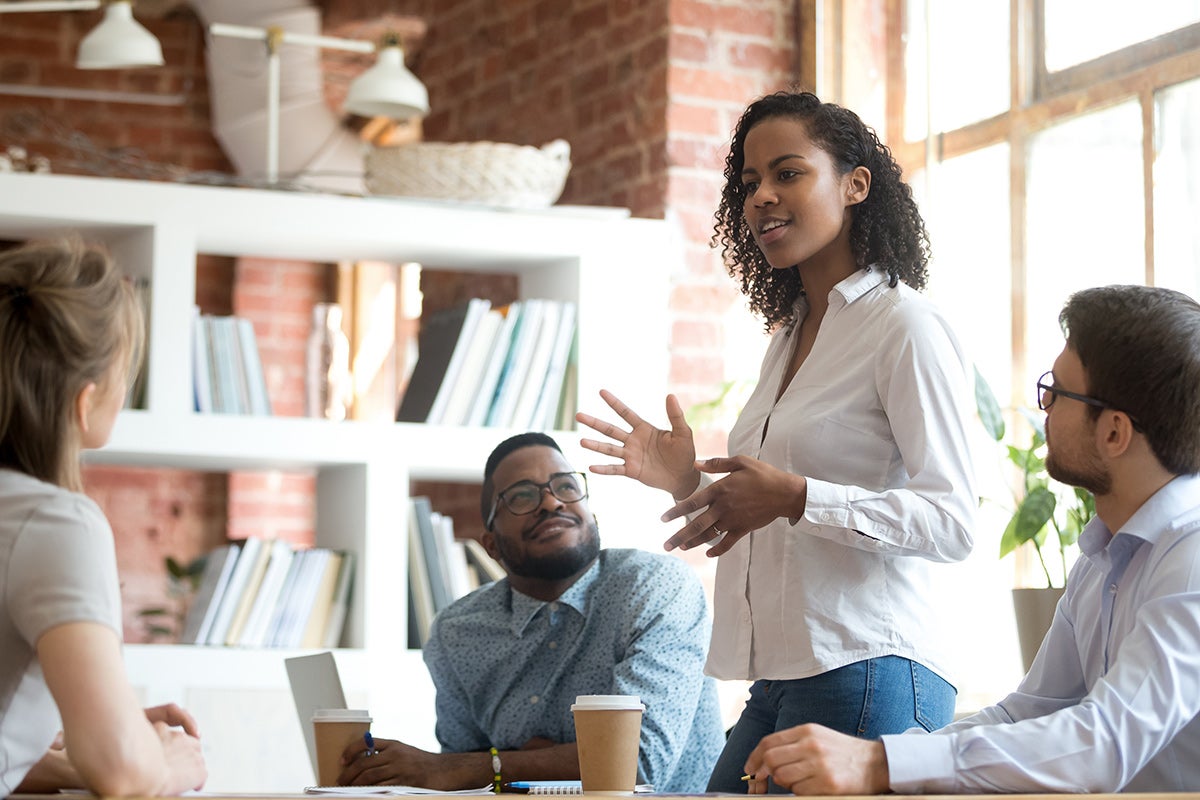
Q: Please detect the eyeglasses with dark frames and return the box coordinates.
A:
[1035,371,1143,431]
[486,471,589,530]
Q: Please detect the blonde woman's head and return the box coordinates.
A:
[0,239,144,490]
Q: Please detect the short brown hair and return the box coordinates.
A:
[1060,284,1200,475]
[0,239,143,490]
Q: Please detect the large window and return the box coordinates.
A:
[825,0,1200,404]
[822,0,1200,706]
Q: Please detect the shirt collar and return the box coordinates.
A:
[832,265,888,305]
[507,556,602,637]
[1080,473,1200,557]
[792,266,886,319]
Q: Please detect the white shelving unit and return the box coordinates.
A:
[0,172,675,791]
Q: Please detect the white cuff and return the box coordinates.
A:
[882,732,958,794]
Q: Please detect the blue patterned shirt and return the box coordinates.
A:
[423,548,724,794]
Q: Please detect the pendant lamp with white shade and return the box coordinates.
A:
[343,33,429,119]
[0,0,164,69]
[208,22,429,184]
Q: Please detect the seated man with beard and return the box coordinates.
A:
[337,432,724,793]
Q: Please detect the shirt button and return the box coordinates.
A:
[549,602,559,612]
[548,641,558,649]
[1110,584,1118,595]
[530,695,540,704]
[820,512,834,522]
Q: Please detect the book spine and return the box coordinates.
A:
[412,496,453,613]
[191,307,213,413]
[467,302,521,427]
[487,299,545,427]
[180,543,237,645]
[509,300,562,430]
[426,298,490,425]
[320,551,356,649]
[236,316,272,416]
[204,537,263,646]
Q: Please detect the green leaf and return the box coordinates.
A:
[137,606,170,618]
[1007,444,1045,477]
[1018,408,1046,447]
[1059,487,1095,548]
[1013,486,1056,546]
[974,365,1005,442]
[999,514,1021,558]
[1060,513,1082,548]
[165,556,188,579]
[685,380,749,427]
[1076,487,1096,517]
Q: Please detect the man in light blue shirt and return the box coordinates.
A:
[338,432,724,792]
[742,285,1200,794]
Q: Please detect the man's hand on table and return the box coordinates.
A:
[337,737,485,791]
[743,723,890,795]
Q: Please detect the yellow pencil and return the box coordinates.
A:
[741,774,754,781]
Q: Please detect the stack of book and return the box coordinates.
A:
[192,308,272,416]
[395,298,577,430]
[179,539,354,649]
[408,496,506,648]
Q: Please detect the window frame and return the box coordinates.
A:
[822,0,1200,408]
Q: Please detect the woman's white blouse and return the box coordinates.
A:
[706,267,977,682]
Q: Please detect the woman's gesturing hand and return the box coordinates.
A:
[661,456,807,557]
[576,391,700,500]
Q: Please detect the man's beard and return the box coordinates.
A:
[494,513,601,580]
[1046,439,1112,496]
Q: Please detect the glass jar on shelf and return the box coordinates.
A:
[306,302,352,421]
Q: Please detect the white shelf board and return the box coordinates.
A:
[0,172,653,270]
[86,411,399,471]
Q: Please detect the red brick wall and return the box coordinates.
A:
[81,466,229,643]
[226,257,333,547]
[0,7,239,642]
[328,0,673,216]
[1,0,803,637]
[325,0,796,456]
[0,8,224,175]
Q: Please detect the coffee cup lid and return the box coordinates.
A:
[570,694,645,711]
[311,708,372,723]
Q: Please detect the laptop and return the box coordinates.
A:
[285,651,348,778]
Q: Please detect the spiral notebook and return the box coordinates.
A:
[505,782,654,794]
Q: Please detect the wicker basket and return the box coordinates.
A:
[364,139,571,208]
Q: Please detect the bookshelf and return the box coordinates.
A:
[0,172,674,791]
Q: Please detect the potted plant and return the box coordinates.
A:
[975,369,1095,670]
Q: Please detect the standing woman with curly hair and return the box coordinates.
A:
[577,91,977,792]
[0,240,206,796]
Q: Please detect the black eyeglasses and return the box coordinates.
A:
[486,472,588,530]
[1035,371,1142,431]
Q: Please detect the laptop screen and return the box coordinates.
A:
[285,651,348,776]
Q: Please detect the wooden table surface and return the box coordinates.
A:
[10,794,1200,799]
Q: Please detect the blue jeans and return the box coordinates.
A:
[706,656,956,793]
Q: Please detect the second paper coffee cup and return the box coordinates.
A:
[312,708,372,786]
[571,695,645,794]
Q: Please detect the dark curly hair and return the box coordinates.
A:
[713,91,930,330]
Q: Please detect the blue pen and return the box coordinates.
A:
[364,731,377,756]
